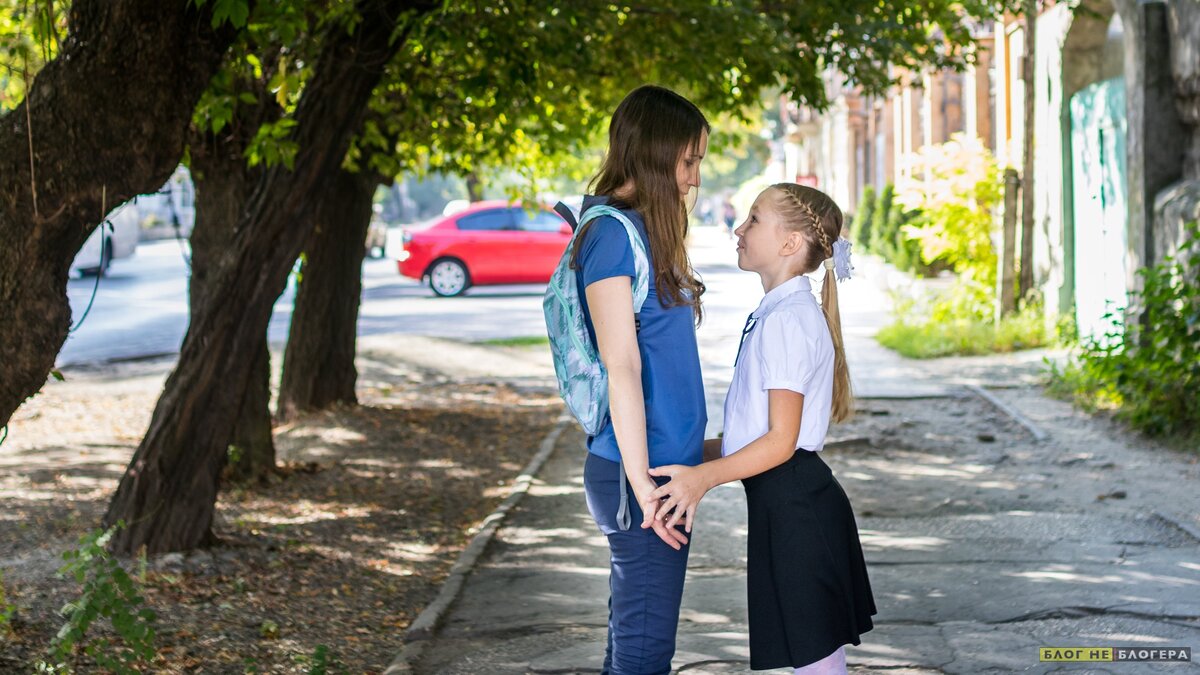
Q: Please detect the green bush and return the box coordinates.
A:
[868,184,897,259]
[886,202,927,275]
[1046,221,1200,442]
[858,183,936,276]
[850,185,876,251]
[896,133,1001,288]
[39,522,158,674]
[877,281,1049,358]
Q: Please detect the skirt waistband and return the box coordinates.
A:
[742,449,827,490]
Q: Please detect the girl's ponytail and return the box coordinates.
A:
[820,262,853,423]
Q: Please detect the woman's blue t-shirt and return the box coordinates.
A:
[574,195,706,468]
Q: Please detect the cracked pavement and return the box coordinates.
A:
[412,390,1199,674]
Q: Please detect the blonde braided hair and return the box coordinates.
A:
[767,183,853,423]
[773,185,832,257]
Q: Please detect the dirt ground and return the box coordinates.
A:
[0,351,561,673]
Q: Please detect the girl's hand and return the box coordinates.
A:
[631,477,689,550]
[647,465,712,533]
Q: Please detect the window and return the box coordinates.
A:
[456,209,514,231]
[514,208,565,232]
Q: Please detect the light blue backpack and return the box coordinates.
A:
[543,203,650,436]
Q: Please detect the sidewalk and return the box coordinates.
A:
[407,227,1200,674]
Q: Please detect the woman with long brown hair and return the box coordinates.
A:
[573,84,709,674]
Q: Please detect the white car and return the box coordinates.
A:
[71,202,140,276]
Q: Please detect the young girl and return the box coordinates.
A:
[648,183,876,673]
[575,84,709,674]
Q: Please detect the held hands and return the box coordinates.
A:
[630,477,689,550]
[646,465,712,533]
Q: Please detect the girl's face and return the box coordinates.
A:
[675,129,709,199]
[734,189,804,275]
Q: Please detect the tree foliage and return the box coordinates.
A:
[354,0,1012,193]
[0,0,67,111]
[1,0,1010,208]
[896,133,1002,287]
[190,0,318,172]
[176,0,1014,216]
[1,0,1016,201]
[0,0,1021,552]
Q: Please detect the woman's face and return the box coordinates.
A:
[675,129,709,199]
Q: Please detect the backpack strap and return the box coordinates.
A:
[575,205,651,314]
[616,463,632,531]
[553,201,579,231]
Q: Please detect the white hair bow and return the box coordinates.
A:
[822,238,854,282]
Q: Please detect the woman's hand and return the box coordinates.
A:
[647,465,713,533]
[630,476,689,549]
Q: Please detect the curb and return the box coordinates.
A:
[965,383,1049,442]
[56,350,180,370]
[384,414,573,675]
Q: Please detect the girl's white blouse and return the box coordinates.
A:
[721,275,835,456]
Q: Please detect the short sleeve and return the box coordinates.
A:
[756,313,817,395]
[579,216,636,288]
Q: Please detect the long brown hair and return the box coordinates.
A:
[576,85,708,321]
[769,183,854,423]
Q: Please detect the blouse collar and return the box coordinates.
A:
[751,274,814,319]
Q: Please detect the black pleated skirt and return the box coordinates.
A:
[742,449,876,670]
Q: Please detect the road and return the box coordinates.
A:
[58,224,1051,410]
[58,230,554,366]
[58,226,761,368]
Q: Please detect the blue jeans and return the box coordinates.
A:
[584,453,692,675]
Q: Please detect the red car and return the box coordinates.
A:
[397,201,572,296]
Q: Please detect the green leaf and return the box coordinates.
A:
[211,0,251,29]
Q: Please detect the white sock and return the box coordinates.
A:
[793,645,846,675]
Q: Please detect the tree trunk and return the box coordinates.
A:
[102,0,428,555]
[277,168,379,423]
[224,345,276,483]
[0,0,235,429]
[465,171,485,201]
[1019,0,1038,302]
[1154,0,1200,280]
[1000,168,1020,317]
[189,130,277,485]
[1168,0,1200,181]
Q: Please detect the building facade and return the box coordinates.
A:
[782,0,1195,339]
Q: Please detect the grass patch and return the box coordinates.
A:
[479,335,549,348]
[1045,353,1200,450]
[876,284,1049,358]
[1043,358,1121,413]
